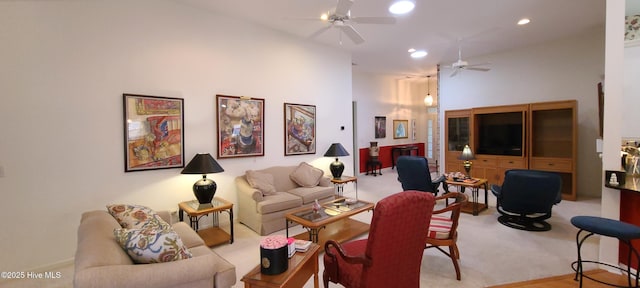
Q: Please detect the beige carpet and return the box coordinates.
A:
[3,168,602,288]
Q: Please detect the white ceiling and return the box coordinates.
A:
[176,0,605,77]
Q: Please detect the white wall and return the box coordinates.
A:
[438,28,606,198]
[0,0,353,271]
[352,73,435,149]
[623,44,640,137]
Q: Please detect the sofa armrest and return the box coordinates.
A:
[319,176,331,187]
[74,252,218,288]
[157,211,171,224]
[235,176,263,202]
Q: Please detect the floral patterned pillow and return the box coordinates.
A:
[113,227,193,264]
[106,204,168,230]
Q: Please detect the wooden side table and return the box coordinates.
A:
[442,178,489,216]
[241,243,320,288]
[330,176,358,199]
[178,197,234,247]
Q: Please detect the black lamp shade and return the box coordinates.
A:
[181,154,224,207]
[324,143,349,179]
[324,143,350,157]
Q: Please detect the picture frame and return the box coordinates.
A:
[375,116,386,139]
[216,94,265,158]
[123,94,184,172]
[393,119,409,139]
[284,103,316,155]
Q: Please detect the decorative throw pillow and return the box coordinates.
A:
[290,162,324,188]
[114,227,193,264]
[106,204,168,230]
[246,170,277,195]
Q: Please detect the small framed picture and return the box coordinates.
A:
[375,116,386,139]
[123,94,184,172]
[216,94,265,158]
[393,120,409,139]
[284,103,316,155]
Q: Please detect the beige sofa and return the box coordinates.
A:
[74,210,236,288]
[236,164,335,235]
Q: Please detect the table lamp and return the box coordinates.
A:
[458,144,475,177]
[181,153,224,209]
[324,143,350,179]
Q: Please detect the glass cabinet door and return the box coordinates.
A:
[447,116,469,151]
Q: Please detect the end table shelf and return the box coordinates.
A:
[178,197,234,247]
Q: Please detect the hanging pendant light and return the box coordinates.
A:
[424,75,434,106]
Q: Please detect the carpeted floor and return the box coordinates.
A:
[4,168,603,288]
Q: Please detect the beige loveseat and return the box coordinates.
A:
[74,210,236,288]
[236,163,335,235]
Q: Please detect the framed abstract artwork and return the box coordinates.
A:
[123,94,184,172]
[393,119,409,139]
[375,116,386,139]
[284,103,316,155]
[216,94,265,158]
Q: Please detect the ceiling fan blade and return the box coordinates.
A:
[308,26,332,39]
[339,25,364,44]
[467,62,491,67]
[466,67,491,72]
[351,16,396,24]
[450,69,459,77]
[335,0,354,16]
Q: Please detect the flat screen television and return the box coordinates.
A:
[476,120,523,156]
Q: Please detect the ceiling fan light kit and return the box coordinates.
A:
[303,0,397,45]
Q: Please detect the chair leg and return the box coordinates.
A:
[322,270,330,288]
[449,245,462,280]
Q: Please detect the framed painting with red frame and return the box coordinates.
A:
[216,94,265,158]
[123,94,184,172]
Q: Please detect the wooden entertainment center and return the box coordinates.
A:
[445,100,577,200]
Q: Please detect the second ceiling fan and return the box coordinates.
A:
[306,0,396,45]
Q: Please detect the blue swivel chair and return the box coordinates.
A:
[396,156,445,195]
[490,169,562,231]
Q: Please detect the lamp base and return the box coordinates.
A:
[329,158,345,179]
[463,161,472,178]
[193,177,217,209]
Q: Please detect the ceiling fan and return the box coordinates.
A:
[306,0,396,45]
[446,43,491,77]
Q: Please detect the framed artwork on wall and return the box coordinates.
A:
[284,103,316,155]
[123,94,184,172]
[216,94,265,158]
[393,119,408,139]
[375,116,386,139]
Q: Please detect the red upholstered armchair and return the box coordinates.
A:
[323,191,436,288]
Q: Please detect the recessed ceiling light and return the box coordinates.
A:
[389,1,415,15]
[410,50,427,58]
[321,13,329,21]
[408,48,416,53]
[517,18,531,25]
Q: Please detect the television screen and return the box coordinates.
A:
[477,124,522,156]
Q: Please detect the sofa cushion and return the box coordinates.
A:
[289,162,324,187]
[114,227,193,264]
[107,204,166,229]
[287,185,335,205]
[257,192,303,214]
[246,170,277,195]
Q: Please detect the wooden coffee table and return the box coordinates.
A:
[285,198,374,250]
[241,243,320,288]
